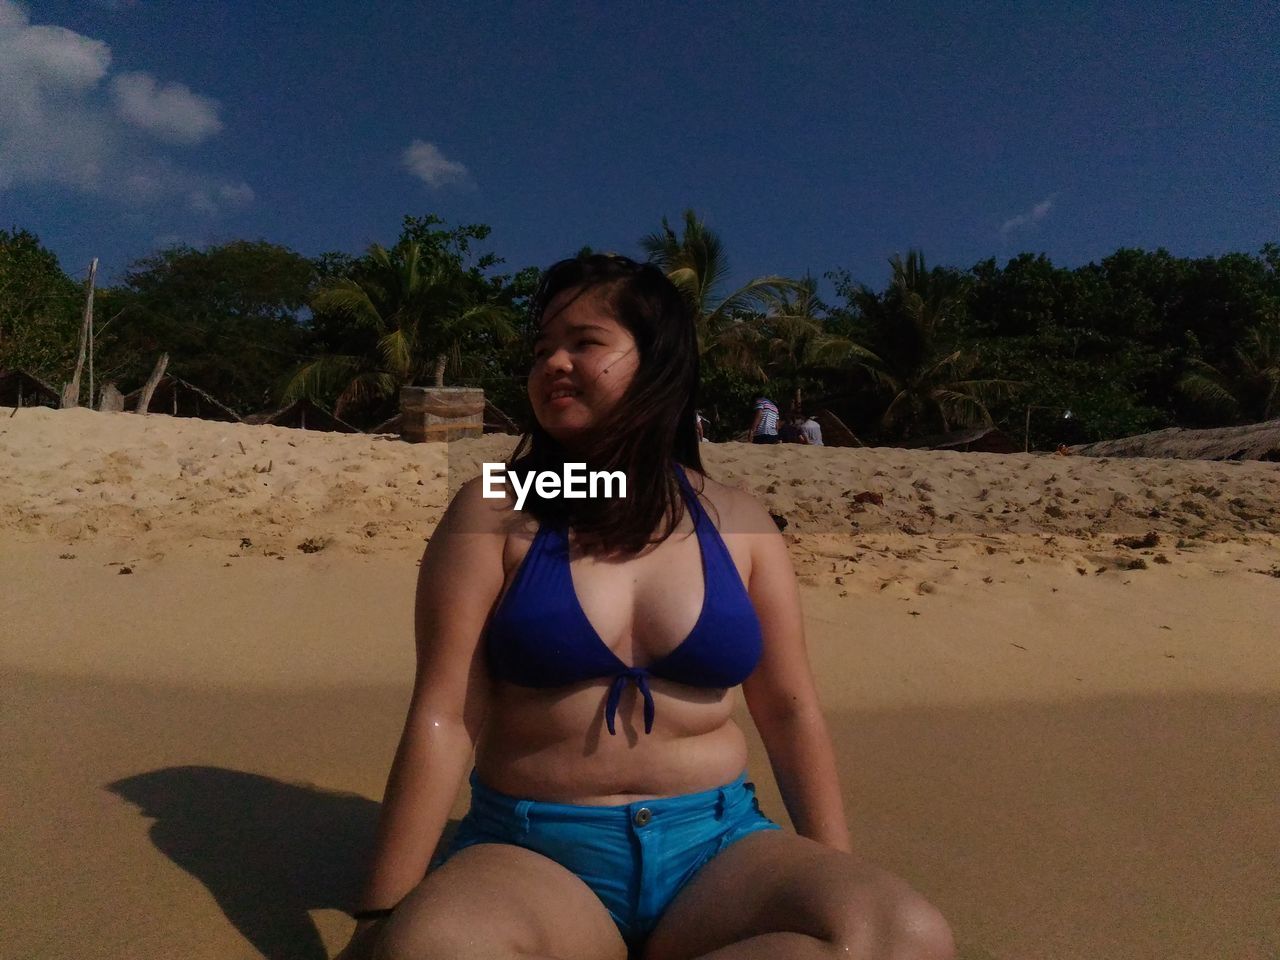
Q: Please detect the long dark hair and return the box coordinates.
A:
[506,253,704,554]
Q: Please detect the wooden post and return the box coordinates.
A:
[134,353,169,413]
[88,268,95,407]
[61,258,97,408]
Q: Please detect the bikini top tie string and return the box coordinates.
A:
[605,667,655,736]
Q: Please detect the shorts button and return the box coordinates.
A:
[633,807,652,826]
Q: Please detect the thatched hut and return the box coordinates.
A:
[899,425,1017,454]
[0,369,60,409]
[811,409,863,448]
[122,375,242,422]
[244,398,360,433]
[1068,419,1280,462]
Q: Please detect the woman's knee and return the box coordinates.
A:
[888,890,956,960]
[828,879,956,960]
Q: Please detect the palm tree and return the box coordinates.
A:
[752,275,882,411]
[852,250,1014,439]
[283,241,514,419]
[639,210,801,372]
[1179,321,1280,422]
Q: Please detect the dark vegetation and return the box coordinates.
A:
[3,214,1277,449]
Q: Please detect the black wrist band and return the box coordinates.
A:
[351,907,394,921]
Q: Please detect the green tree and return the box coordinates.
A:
[639,210,800,372]
[751,275,880,414]
[0,229,81,382]
[836,250,1014,441]
[958,252,1171,447]
[1178,321,1280,423]
[103,241,316,412]
[286,222,516,422]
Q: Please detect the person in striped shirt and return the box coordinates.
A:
[750,397,780,443]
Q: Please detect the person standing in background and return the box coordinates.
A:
[749,396,780,444]
[800,412,823,446]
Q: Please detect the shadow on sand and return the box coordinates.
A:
[108,767,458,960]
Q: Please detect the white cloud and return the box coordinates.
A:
[401,139,470,188]
[1000,195,1055,235]
[111,71,222,143]
[0,0,247,214]
[187,181,254,215]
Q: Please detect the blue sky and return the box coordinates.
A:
[3,0,1277,295]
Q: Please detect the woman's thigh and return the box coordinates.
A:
[641,831,955,960]
[374,842,628,960]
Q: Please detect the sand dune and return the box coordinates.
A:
[3,405,1278,960]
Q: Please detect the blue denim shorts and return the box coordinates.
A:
[434,769,781,947]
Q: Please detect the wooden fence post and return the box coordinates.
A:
[61,258,98,408]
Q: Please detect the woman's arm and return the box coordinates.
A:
[738,496,851,853]
[354,478,508,911]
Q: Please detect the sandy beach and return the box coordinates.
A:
[3,405,1278,960]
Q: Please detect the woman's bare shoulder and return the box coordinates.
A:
[439,475,523,538]
[688,470,778,536]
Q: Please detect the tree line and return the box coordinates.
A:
[2,213,1277,449]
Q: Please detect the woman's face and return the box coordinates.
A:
[529,284,640,445]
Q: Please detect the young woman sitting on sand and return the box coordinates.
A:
[335,254,955,960]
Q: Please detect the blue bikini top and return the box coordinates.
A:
[484,463,763,735]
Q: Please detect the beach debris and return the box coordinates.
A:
[238,441,246,455]
[118,565,132,574]
[850,490,884,506]
[1011,642,1027,650]
[770,513,788,531]
[297,537,328,554]
[58,553,75,559]
[1115,531,1160,549]
[1124,558,1148,570]
[240,537,252,549]
[1153,554,1170,564]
